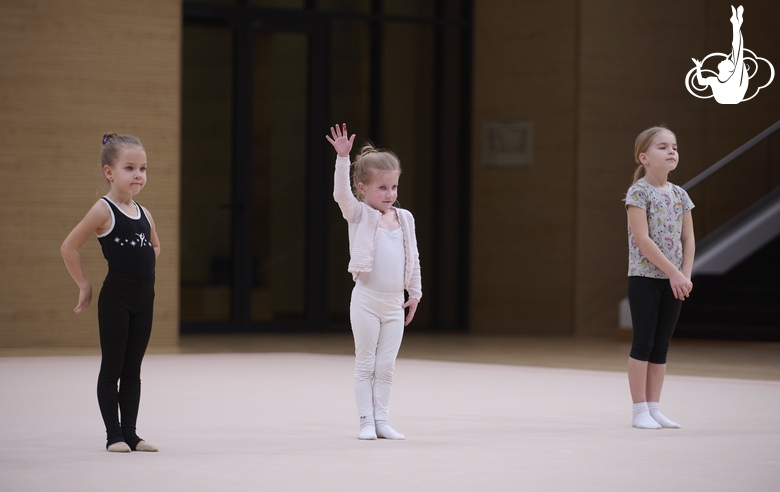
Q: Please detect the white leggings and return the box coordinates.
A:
[350,284,405,421]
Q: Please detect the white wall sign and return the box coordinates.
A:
[482,120,533,167]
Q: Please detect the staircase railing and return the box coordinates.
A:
[682,120,780,190]
[681,119,780,239]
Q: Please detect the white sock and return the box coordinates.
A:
[358,416,376,440]
[375,420,405,440]
[632,402,662,429]
[648,402,681,428]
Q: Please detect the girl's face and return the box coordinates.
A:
[639,131,678,175]
[104,146,148,197]
[358,171,399,213]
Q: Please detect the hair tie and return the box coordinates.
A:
[102,133,116,145]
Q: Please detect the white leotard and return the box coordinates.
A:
[356,227,405,294]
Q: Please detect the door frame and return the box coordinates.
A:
[182,3,330,333]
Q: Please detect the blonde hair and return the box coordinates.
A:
[101,133,144,168]
[632,126,675,183]
[352,142,402,202]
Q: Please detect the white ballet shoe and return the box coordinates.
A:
[107,441,131,453]
[134,440,159,452]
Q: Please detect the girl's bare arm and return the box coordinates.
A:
[680,211,695,281]
[627,205,691,300]
[142,206,161,259]
[60,201,111,312]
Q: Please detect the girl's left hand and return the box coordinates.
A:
[402,298,419,326]
[74,285,92,313]
[325,123,355,158]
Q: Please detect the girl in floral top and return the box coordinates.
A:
[625,126,695,429]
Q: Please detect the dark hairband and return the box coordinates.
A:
[102,134,116,145]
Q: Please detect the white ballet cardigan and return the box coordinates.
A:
[333,156,422,301]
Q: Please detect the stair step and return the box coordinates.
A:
[679,304,780,326]
[686,288,779,307]
[675,323,780,342]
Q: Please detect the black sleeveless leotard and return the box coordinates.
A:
[97,197,155,277]
[95,196,156,449]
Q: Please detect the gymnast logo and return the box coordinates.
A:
[684,5,774,104]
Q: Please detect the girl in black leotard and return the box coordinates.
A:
[61,133,161,452]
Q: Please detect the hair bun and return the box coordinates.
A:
[358,142,379,158]
[102,133,118,146]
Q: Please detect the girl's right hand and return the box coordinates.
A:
[669,271,692,301]
[74,284,93,313]
[325,123,355,158]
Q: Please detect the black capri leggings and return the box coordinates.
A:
[97,269,155,449]
[627,276,682,364]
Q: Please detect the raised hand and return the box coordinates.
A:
[692,58,702,67]
[325,123,355,158]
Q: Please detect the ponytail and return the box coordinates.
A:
[632,165,645,184]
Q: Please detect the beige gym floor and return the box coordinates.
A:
[1,335,778,491]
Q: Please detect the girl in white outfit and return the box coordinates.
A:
[327,123,422,440]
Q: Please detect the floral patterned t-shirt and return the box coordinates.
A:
[625,178,694,278]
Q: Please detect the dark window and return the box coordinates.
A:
[181,0,473,332]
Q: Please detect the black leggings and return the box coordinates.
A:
[97,270,155,449]
[627,276,682,364]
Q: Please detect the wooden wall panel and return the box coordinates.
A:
[471,0,779,337]
[574,0,707,336]
[0,0,181,348]
[574,0,780,336]
[2,0,776,345]
[698,0,780,238]
[471,0,578,335]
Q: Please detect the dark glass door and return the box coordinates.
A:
[249,31,308,323]
[182,1,473,333]
[181,7,329,332]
